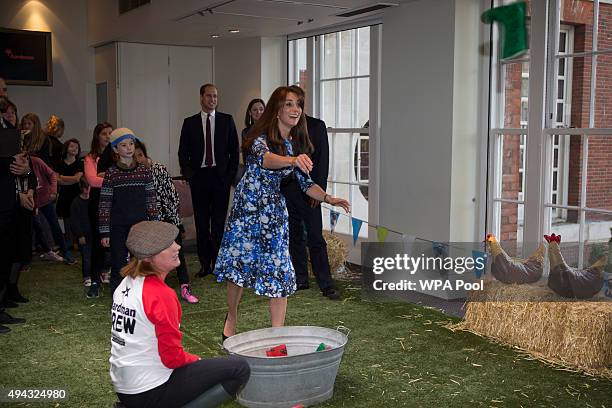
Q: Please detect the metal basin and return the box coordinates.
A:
[223,326,349,408]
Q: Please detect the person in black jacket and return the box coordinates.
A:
[178,84,239,277]
[281,85,339,300]
[0,151,34,333]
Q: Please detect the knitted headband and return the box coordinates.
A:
[110,127,137,147]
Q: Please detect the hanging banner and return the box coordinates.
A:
[330,210,340,233]
[401,234,416,256]
[472,250,488,278]
[351,218,363,246]
[432,241,448,257]
[377,226,389,243]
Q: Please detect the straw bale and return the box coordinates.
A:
[451,280,612,378]
[308,231,348,276]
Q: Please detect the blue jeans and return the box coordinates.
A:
[78,242,92,279]
[38,202,71,259]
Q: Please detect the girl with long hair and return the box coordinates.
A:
[215,86,350,340]
[234,98,266,186]
[56,138,84,271]
[20,113,51,165]
[83,122,113,297]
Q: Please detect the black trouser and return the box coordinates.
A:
[0,209,14,312]
[110,224,132,295]
[13,207,33,266]
[78,241,92,279]
[189,167,231,272]
[281,179,333,292]
[175,233,189,285]
[117,356,250,408]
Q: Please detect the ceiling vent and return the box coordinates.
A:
[335,2,397,18]
[119,0,151,14]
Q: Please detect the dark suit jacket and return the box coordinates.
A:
[178,111,239,181]
[305,115,329,191]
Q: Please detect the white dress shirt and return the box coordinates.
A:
[200,110,216,167]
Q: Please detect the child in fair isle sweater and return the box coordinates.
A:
[98,128,158,295]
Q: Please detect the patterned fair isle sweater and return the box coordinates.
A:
[98,161,158,237]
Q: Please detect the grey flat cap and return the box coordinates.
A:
[126,221,179,259]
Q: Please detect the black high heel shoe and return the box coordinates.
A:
[222,313,229,342]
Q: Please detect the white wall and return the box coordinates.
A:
[215,38,262,133]
[380,0,456,242]
[261,37,287,102]
[1,0,95,147]
[450,0,481,242]
[379,0,484,243]
[114,42,213,175]
[94,43,117,127]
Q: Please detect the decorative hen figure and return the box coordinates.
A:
[545,233,606,299]
[486,233,544,284]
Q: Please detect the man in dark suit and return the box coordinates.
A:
[178,84,239,277]
[281,85,339,300]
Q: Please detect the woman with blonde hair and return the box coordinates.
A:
[111,221,250,408]
[45,115,65,171]
[20,113,51,165]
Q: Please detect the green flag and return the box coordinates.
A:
[481,1,528,61]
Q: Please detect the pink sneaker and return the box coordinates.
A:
[180,284,199,304]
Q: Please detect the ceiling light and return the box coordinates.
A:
[228,29,240,33]
[211,34,220,38]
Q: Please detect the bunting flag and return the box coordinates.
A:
[472,250,488,279]
[432,241,448,257]
[401,234,416,256]
[351,217,363,246]
[330,210,340,233]
[377,226,389,243]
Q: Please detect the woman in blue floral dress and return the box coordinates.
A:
[215,87,350,340]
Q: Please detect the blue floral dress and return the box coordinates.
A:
[214,135,314,297]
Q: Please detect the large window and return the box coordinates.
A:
[488,0,612,266]
[289,26,374,237]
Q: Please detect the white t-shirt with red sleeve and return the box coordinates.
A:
[110,274,199,394]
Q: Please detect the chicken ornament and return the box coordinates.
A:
[545,233,606,299]
[486,234,544,284]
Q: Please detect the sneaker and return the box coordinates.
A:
[86,282,100,298]
[101,272,110,284]
[41,251,64,262]
[83,278,92,287]
[180,284,199,304]
[65,257,77,265]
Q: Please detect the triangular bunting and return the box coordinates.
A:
[330,210,340,233]
[401,234,416,256]
[472,250,488,279]
[351,218,363,246]
[377,226,389,243]
[432,241,448,257]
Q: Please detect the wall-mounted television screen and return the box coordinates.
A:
[0,27,52,86]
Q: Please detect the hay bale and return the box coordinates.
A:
[307,231,348,276]
[451,280,612,378]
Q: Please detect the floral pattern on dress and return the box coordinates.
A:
[214,135,314,297]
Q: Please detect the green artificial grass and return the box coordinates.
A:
[1,255,611,407]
